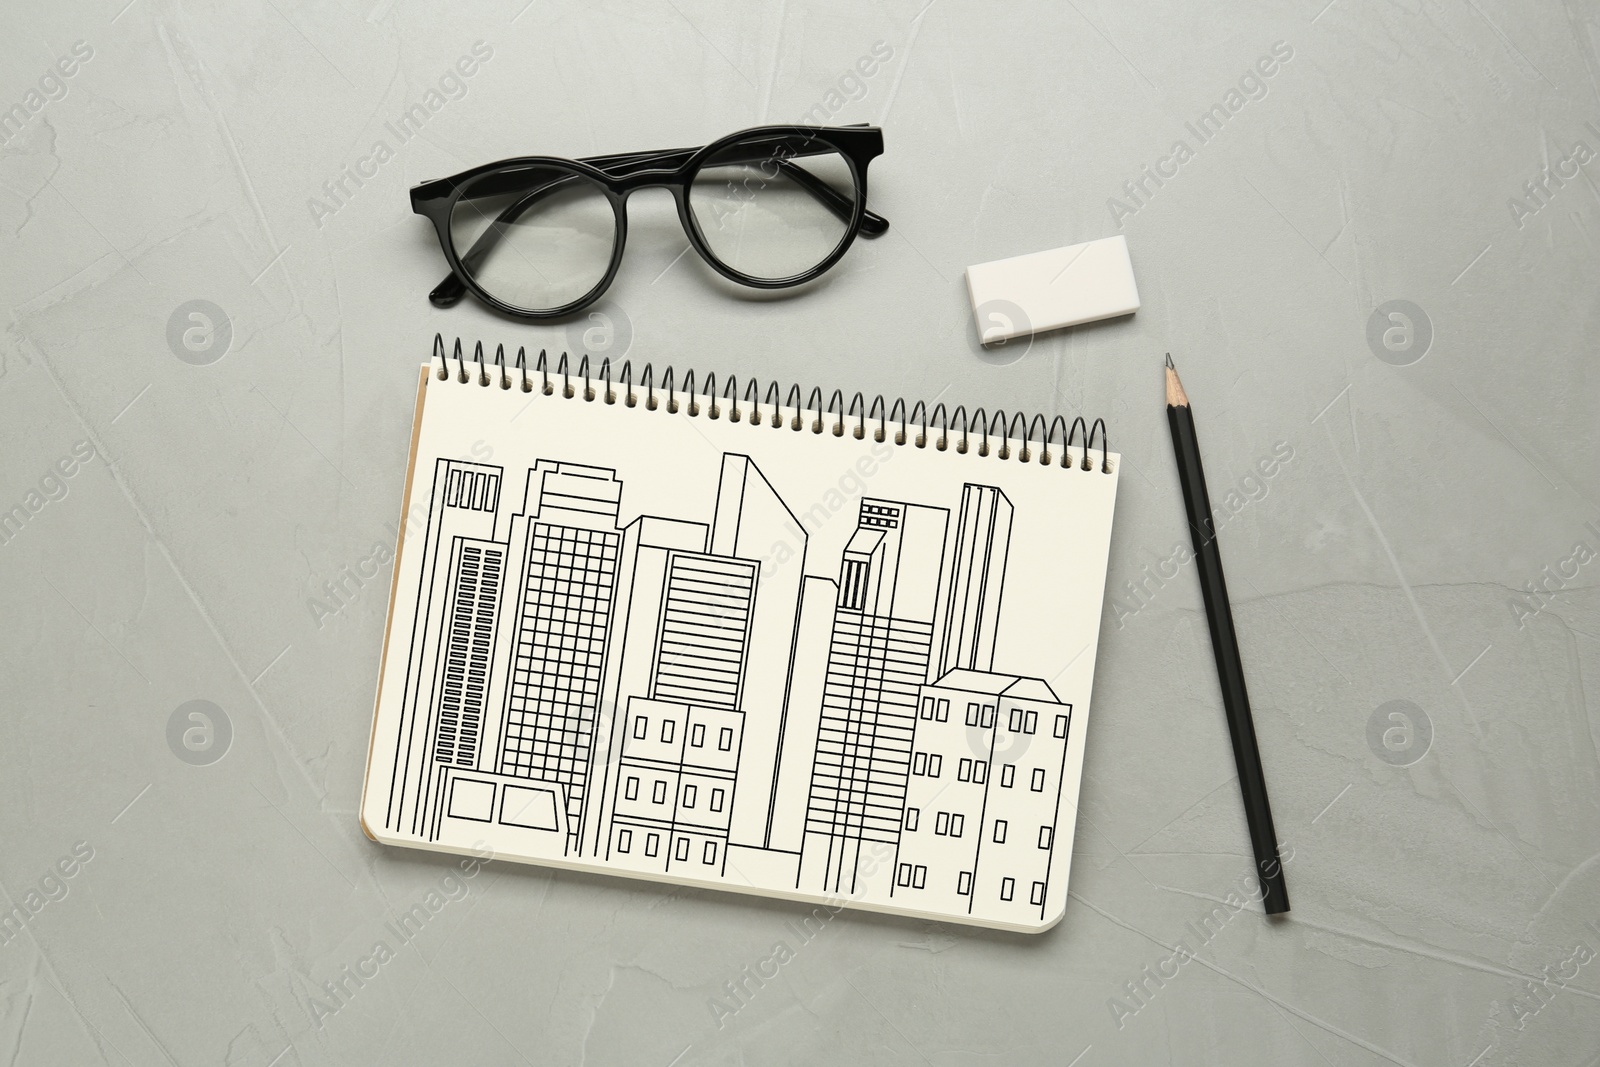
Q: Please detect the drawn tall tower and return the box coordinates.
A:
[585,454,809,864]
[586,513,707,857]
[708,456,809,849]
[494,462,625,853]
[598,538,754,876]
[935,485,1013,677]
[800,498,949,895]
[385,459,506,840]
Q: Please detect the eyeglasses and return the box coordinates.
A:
[410,125,888,320]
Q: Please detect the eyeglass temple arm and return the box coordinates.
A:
[431,146,888,308]
[767,157,887,236]
[592,145,889,237]
[575,144,887,237]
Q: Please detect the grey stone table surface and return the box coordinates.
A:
[2,1,1598,1064]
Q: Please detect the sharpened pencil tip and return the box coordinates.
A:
[1164,357,1188,407]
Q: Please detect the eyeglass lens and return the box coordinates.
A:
[688,137,858,281]
[449,165,616,313]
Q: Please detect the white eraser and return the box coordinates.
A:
[966,235,1140,344]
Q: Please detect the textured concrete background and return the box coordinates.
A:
[3,1,1599,1064]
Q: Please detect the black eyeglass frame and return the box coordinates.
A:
[410,124,888,321]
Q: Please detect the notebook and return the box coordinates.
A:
[360,337,1120,933]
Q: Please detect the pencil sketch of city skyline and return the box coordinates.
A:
[374,452,1074,924]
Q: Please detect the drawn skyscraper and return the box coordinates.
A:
[800,498,949,894]
[764,574,837,859]
[588,454,807,866]
[587,513,710,857]
[494,462,624,853]
[594,536,756,872]
[935,485,1013,677]
[385,458,506,840]
[708,456,809,849]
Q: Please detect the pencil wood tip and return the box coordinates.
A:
[1164,361,1189,407]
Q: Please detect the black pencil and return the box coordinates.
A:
[1164,354,1289,916]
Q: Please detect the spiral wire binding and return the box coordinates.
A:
[430,333,1112,473]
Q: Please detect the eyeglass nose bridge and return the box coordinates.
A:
[609,168,691,195]
[602,177,691,252]
[605,172,705,250]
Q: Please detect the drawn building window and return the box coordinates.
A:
[434,543,501,769]
[1031,768,1046,792]
[929,754,942,776]
[840,558,870,611]
[897,863,913,887]
[710,788,725,812]
[1001,764,1016,788]
[653,780,667,804]
[913,865,927,889]
[982,705,995,728]
[498,784,561,830]
[1024,710,1038,735]
[1001,877,1016,902]
[958,758,972,782]
[1009,707,1023,733]
[683,784,697,808]
[661,720,675,744]
[936,698,949,722]
[921,697,935,720]
[973,762,987,785]
[646,833,660,857]
[936,811,950,835]
[905,807,919,831]
[965,702,979,727]
[860,502,901,529]
[625,776,639,801]
[618,829,632,853]
[913,752,928,776]
[957,871,973,896]
[692,723,705,747]
[1039,826,1053,849]
[703,841,717,865]
[447,467,501,510]
[633,717,648,740]
[951,814,964,837]
[1054,714,1069,739]
[1031,881,1046,906]
[994,819,1008,844]
[718,727,733,752]
[675,837,690,862]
